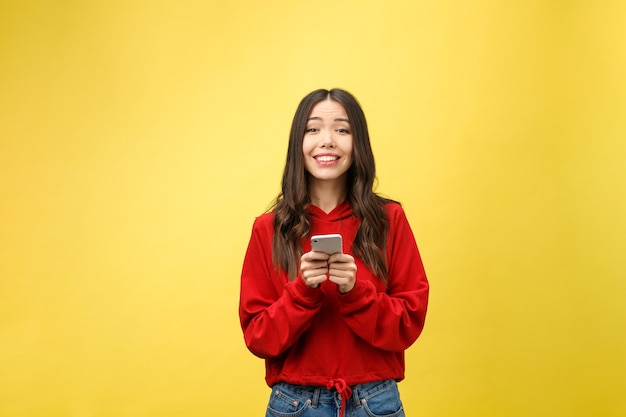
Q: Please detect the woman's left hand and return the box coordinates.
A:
[327,253,357,293]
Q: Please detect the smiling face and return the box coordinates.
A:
[302,99,354,187]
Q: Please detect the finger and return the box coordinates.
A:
[301,260,330,271]
[328,261,357,273]
[302,265,329,278]
[328,274,355,293]
[328,253,354,264]
[302,273,328,288]
[308,251,331,261]
[328,270,355,281]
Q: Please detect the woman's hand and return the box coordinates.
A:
[300,251,330,288]
[328,253,357,293]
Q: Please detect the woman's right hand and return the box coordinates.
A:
[300,251,330,288]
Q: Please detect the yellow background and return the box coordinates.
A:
[1,1,625,416]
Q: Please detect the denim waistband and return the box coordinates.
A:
[272,379,397,407]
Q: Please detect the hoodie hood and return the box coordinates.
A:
[306,200,354,223]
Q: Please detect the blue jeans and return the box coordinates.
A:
[266,379,405,417]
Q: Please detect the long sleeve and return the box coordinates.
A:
[338,205,429,352]
[239,215,324,359]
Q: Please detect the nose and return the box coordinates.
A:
[320,129,335,148]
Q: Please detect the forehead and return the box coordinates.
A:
[308,99,348,119]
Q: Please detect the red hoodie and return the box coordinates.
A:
[239,200,429,387]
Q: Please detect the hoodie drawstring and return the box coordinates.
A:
[326,378,352,417]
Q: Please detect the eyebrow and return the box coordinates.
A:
[307,117,350,123]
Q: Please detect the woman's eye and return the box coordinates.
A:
[337,128,350,134]
[305,128,319,133]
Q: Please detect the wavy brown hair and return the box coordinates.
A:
[272,88,393,282]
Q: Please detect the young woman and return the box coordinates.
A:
[239,88,429,417]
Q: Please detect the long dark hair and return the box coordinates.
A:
[272,88,392,281]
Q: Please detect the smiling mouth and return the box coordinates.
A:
[315,155,339,162]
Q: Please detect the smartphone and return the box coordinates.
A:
[310,234,343,255]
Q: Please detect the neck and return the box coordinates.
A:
[308,178,347,214]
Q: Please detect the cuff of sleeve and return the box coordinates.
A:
[338,279,375,312]
[286,276,324,306]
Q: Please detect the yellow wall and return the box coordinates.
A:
[1,1,624,416]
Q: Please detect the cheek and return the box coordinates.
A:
[302,139,315,171]
[344,141,354,161]
[302,137,314,155]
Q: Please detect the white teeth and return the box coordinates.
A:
[316,156,338,162]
